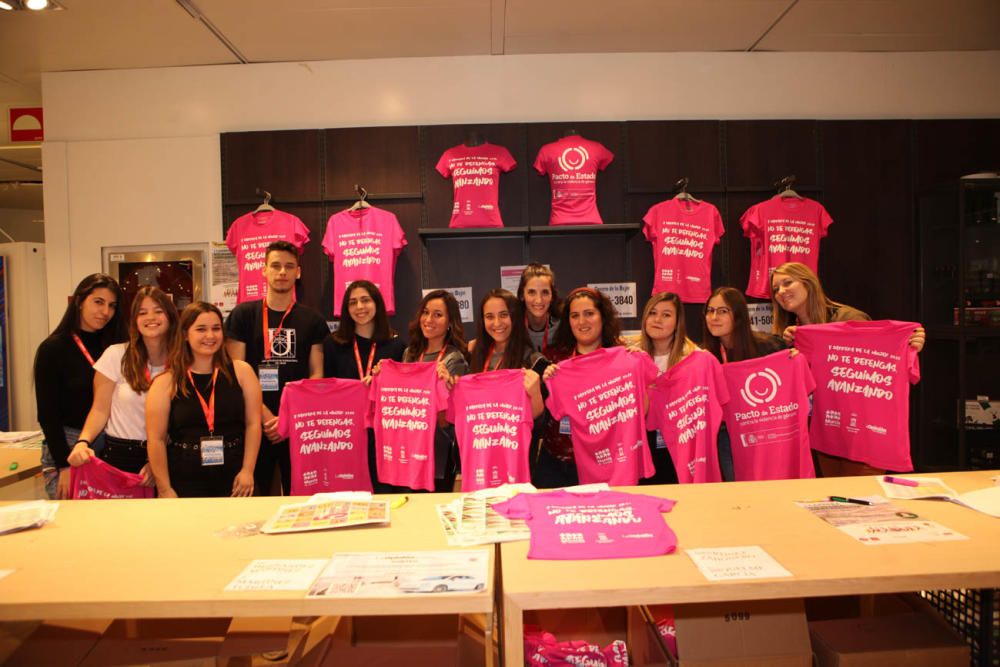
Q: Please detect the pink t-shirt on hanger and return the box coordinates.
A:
[369,360,450,492]
[545,346,658,485]
[70,458,153,500]
[721,350,817,481]
[447,369,534,491]
[646,351,729,484]
[225,209,310,303]
[493,489,678,560]
[436,143,517,228]
[322,206,407,316]
[533,135,614,225]
[642,198,725,303]
[278,378,372,495]
[794,320,920,472]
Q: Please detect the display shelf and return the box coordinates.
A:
[926,325,1000,340]
[418,226,529,239]
[526,223,641,236]
[418,223,641,240]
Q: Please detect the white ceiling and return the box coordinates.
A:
[1,0,999,211]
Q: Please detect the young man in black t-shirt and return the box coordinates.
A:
[225,240,329,495]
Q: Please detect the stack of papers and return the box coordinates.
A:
[0,501,59,536]
[436,484,533,546]
[877,477,1000,518]
[260,497,389,534]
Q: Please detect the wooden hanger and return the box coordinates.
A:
[348,184,372,211]
[254,188,274,213]
[776,175,803,199]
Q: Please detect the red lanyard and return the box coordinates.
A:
[262,298,294,360]
[72,334,96,366]
[526,315,550,352]
[424,346,447,363]
[353,338,377,379]
[482,343,501,372]
[186,367,219,434]
[720,346,729,364]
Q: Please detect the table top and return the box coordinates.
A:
[0,448,42,489]
[501,471,1000,610]
[0,493,493,621]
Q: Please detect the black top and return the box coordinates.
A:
[225,300,329,413]
[34,329,108,468]
[324,333,407,380]
[168,363,245,444]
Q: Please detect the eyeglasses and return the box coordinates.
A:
[705,307,732,316]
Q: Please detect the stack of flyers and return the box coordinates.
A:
[0,500,59,536]
[436,484,533,546]
[261,498,389,534]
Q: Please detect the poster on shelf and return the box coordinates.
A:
[499,265,529,294]
[587,282,637,318]
[210,242,239,317]
[422,286,473,323]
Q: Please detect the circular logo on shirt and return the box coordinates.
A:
[740,368,781,406]
[557,146,589,172]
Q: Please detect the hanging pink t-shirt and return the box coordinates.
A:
[70,458,153,500]
[740,204,770,298]
[493,489,677,560]
[646,352,729,484]
[533,136,614,225]
[369,360,450,492]
[446,369,534,491]
[794,320,920,472]
[545,347,658,485]
[721,350,816,481]
[277,378,372,495]
[741,196,834,298]
[642,199,725,303]
[436,143,517,228]
[225,209,310,303]
[322,206,407,316]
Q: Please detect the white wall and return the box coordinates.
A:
[41,50,1000,327]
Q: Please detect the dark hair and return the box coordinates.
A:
[265,240,299,263]
[404,290,470,363]
[333,280,395,344]
[550,287,622,354]
[470,289,532,371]
[168,302,234,397]
[702,287,769,363]
[639,292,693,368]
[122,286,179,393]
[51,273,127,345]
[516,263,562,321]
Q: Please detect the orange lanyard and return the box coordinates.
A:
[482,343,501,372]
[72,334,96,366]
[353,338,377,379]
[186,368,219,434]
[424,346,448,363]
[262,298,294,360]
[720,346,729,364]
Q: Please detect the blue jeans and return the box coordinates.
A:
[41,426,105,499]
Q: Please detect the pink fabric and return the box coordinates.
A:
[646,352,729,484]
[277,378,372,494]
[642,199,725,303]
[533,136,614,225]
[369,360,450,491]
[524,626,629,667]
[741,196,833,298]
[544,347,658,485]
[435,143,516,228]
[795,320,921,472]
[446,369,534,491]
[70,458,153,499]
[321,206,407,316]
[225,209,310,303]
[741,205,769,298]
[494,489,677,560]
[721,351,817,481]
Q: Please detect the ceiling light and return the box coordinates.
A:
[25,0,48,8]
[0,2,14,9]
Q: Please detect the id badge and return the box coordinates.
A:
[259,366,279,392]
[655,430,667,450]
[200,436,224,466]
[558,416,572,435]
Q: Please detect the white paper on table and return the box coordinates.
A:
[224,559,329,592]
[0,430,42,443]
[308,549,489,598]
[685,546,793,581]
[838,520,968,545]
[0,500,58,536]
[877,477,960,500]
[308,491,373,502]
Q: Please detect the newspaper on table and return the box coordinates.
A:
[0,430,43,445]
[0,500,59,536]
[260,496,389,534]
[307,549,489,598]
[797,497,967,545]
[877,476,1000,518]
[435,483,534,546]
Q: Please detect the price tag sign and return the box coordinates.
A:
[422,286,474,323]
[746,302,773,334]
[587,282,637,318]
[499,265,528,294]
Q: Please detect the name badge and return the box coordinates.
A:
[655,430,667,450]
[259,366,279,392]
[558,416,572,435]
[200,436,224,466]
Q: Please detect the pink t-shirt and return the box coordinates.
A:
[277,378,372,495]
[70,458,153,500]
[740,204,769,298]
[493,489,677,560]
[369,360,450,492]
[721,351,817,481]
[741,196,833,298]
[545,347,658,485]
[322,206,407,316]
[435,143,517,228]
[646,352,729,484]
[794,320,921,472]
[533,136,614,225]
[446,369,534,491]
[642,199,725,303]
[225,209,310,303]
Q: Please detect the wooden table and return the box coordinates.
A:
[500,471,1000,667]
[0,447,42,492]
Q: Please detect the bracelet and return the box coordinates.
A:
[73,438,91,446]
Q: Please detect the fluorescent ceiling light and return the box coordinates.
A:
[0,2,14,9]
[26,0,49,9]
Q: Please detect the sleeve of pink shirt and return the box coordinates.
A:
[492,493,532,519]
[391,214,407,256]
[636,351,659,388]
[499,146,517,172]
[445,383,458,424]
[641,204,658,243]
[292,216,310,248]
[907,342,921,384]
[710,354,731,405]
[713,206,725,243]
[533,147,548,175]
[543,373,566,420]
[434,149,452,178]
[819,202,834,238]
[224,218,240,254]
[276,387,291,440]
[433,373,450,412]
[596,143,614,170]
[321,214,337,258]
[740,203,761,238]
[796,352,817,395]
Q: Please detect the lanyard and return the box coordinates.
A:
[526,315,550,352]
[353,338,377,379]
[482,343,501,372]
[424,346,448,363]
[262,298,294,360]
[720,346,729,364]
[186,368,219,434]
[72,334,97,366]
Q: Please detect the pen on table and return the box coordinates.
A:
[390,495,409,509]
[884,475,919,487]
[829,496,873,506]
